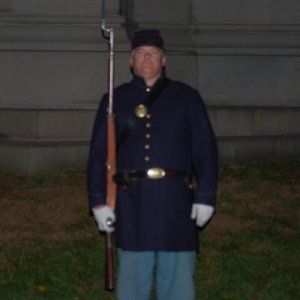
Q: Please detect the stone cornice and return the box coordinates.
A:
[0,13,129,51]
[135,22,300,55]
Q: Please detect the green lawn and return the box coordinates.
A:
[0,161,299,299]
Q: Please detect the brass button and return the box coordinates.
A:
[146,133,151,139]
[145,123,151,128]
[146,114,151,119]
[146,87,151,92]
[144,156,150,161]
[145,144,150,149]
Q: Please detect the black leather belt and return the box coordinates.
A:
[113,167,189,185]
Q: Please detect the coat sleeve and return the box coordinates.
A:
[188,89,218,207]
[87,95,108,209]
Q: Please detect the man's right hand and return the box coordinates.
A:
[92,205,116,233]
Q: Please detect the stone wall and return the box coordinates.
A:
[0,0,129,173]
[118,0,300,161]
[0,0,299,173]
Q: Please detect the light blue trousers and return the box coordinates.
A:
[116,250,196,300]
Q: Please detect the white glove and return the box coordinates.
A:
[191,204,214,227]
[92,206,116,233]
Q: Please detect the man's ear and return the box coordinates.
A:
[162,55,166,66]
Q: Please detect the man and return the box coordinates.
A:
[87,30,218,300]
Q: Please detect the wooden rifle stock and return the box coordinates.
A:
[105,114,116,291]
[105,232,115,290]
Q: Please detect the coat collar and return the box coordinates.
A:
[131,72,167,90]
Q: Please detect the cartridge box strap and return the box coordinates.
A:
[116,78,170,153]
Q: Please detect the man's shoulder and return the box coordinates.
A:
[114,82,131,93]
[168,80,201,100]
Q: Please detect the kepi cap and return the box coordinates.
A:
[131,30,164,50]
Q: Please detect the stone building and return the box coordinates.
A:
[0,0,299,173]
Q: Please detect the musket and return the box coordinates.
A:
[101,0,116,291]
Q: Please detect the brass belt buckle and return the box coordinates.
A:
[147,168,166,179]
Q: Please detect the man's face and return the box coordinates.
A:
[130,46,166,85]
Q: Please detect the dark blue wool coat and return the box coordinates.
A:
[87,74,218,251]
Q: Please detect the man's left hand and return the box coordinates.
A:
[191,204,214,227]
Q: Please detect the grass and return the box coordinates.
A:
[0,161,299,299]
[0,239,115,300]
[197,223,299,300]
